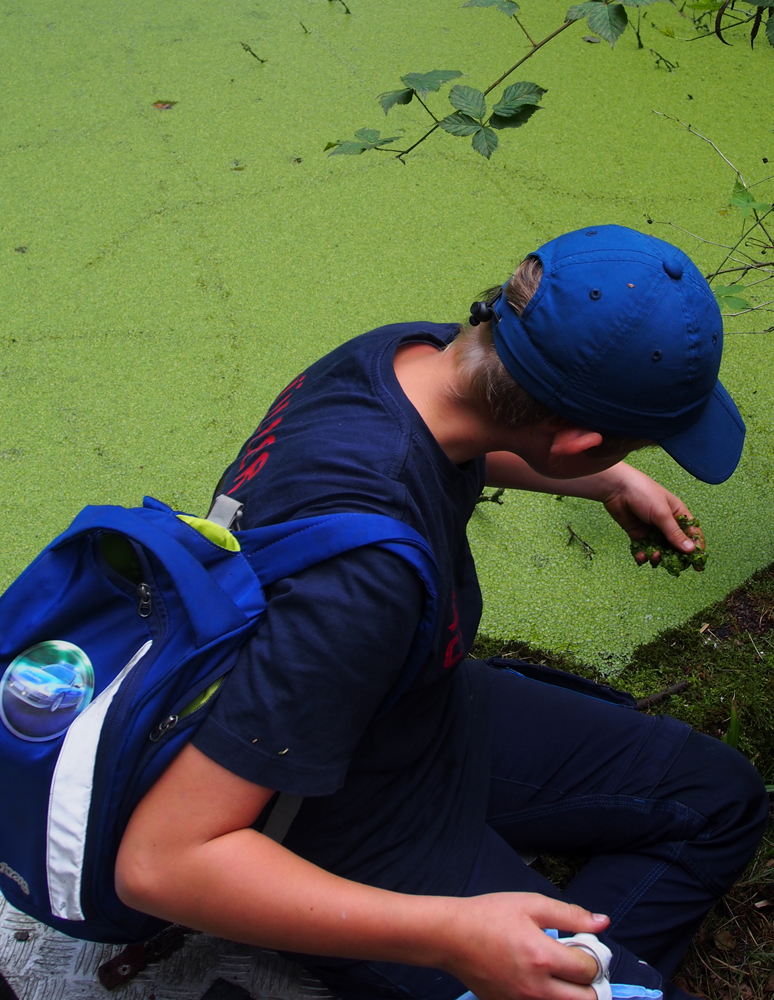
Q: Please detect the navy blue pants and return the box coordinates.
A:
[299,663,769,1000]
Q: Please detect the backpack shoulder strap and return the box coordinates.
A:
[239,513,439,697]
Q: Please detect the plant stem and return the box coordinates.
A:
[514,16,537,47]
[414,94,439,123]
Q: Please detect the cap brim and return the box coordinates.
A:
[658,382,745,485]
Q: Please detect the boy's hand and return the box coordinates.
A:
[599,465,705,570]
[443,894,609,1000]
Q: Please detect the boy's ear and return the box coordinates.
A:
[547,423,605,458]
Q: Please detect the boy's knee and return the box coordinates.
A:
[672,731,770,865]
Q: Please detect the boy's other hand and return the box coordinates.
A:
[443,893,608,1000]
[600,465,705,570]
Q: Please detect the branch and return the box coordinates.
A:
[397,18,578,160]
[652,111,745,186]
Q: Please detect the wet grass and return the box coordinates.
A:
[472,561,774,1000]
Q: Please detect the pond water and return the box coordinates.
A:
[1,0,772,670]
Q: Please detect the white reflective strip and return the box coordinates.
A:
[46,640,153,920]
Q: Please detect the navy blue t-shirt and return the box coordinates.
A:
[192,323,492,895]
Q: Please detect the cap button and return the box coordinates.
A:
[663,258,684,280]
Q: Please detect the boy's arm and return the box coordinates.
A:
[116,742,605,1000]
[485,452,700,557]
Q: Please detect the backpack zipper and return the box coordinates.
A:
[148,677,224,742]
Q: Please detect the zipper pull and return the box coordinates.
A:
[136,582,152,618]
[149,714,178,743]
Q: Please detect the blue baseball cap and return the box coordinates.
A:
[491,225,745,484]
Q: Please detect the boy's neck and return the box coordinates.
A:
[393,339,547,466]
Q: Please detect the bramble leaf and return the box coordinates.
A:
[714,285,752,311]
[489,104,542,129]
[768,12,774,46]
[328,130,400,155]
[439,112,482,136]
[400,70,463,97]
[730,179,772,218]
[354,128,381,143]
[587,2,629,45]
[378,88,414,114]
[472,126,499,158]
[461,0,520,16]
[449,84,487,120]
[323,141,340,151]
[566,1,602,22]
[492,81,546,116]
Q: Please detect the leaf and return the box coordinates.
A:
[378,88,414,114]
[461,0,520,16]
[492,80,546,116]
[472,126,499,158]
[328,130,400,155]
[714,286,752,311]
[449,84,487,120]
[439,112,482,136]
[354,127,381,143]
[323,141,340,151]
[588,2,628,45]
[400,70,462,97]
[721,703,740,749]
[768,11,774,47]
[730,179,772,218]
[566,1,603,22]
[489,104,542,129]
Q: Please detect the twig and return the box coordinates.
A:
[636,681,690,711]
[645,217,734,251]
[240,42,266,63]
[476,487,506,505]
[566,524,595,560]
[652,111,745,186]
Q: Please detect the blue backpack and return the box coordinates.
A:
[0,495,438,944]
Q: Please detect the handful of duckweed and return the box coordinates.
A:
[630,515,707,577]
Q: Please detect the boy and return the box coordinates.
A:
[116,226,769,1000]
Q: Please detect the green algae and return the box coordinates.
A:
[1,0,772,668]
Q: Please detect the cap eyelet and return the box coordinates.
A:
[589,288,602,300]
[651,350,663,362]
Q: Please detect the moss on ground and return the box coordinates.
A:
[473,562,774,999]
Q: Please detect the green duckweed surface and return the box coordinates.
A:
[1,0,773,671]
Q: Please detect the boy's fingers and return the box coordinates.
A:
[527,896,609,935]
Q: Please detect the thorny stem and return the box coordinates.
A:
[483,19,575,95]
[396,18,577,160]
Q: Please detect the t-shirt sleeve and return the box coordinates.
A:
[191,545,426,795]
